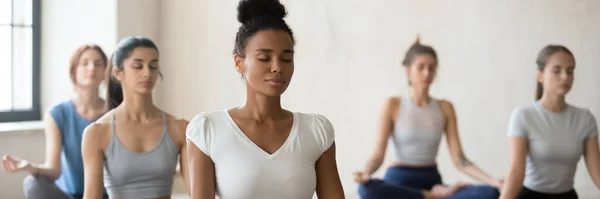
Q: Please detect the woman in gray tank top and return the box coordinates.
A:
[81,37,191,199]
[501,45,600,199]
[354,36,503,199]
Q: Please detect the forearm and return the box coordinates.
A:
[459,164,498,185]
[362,157,383,175]
[31,163,60,180]
[454,153,498,186]
[500,172,524,199]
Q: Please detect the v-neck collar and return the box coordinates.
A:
[223,110,298,159]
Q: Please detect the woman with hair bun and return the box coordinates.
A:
[354,36,502,199]
[185,0,345,199]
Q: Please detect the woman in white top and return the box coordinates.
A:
[500,45,600,199]
[185,0,345,199]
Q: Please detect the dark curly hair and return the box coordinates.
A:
[233,0,295,57]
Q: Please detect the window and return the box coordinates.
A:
[0,0,40,122]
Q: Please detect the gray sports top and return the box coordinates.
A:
[103,111,179,198]
[389,96,446,165]
[508,101,598,193]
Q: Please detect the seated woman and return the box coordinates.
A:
[2,44,109,199]
[81,36,190,199]
[185,0,344,198]
[354,37,502,199]
[500,45,600,199]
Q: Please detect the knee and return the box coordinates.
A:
[357,179,384,199]
[358,182,373,199]
[475,185,500,199]
[23,175,50,197]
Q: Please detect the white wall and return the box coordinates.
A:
[41,0,117,114]
[157,0,600,198]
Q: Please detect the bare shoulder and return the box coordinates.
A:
[82,119,112,148]
[437,99,455,110]
[384,96,401,110]
[437,99,457,118]
[165,113,190,142]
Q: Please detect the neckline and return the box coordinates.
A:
[110,110,168,154]
[535,101,570,115]
[68,99,100,123]
[404,95,433,109]
[222,110,298,159]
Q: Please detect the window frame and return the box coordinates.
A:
[0,0,41,123]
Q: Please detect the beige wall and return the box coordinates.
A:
[157,0,600,198]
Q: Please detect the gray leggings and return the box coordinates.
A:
[23,175,79,199]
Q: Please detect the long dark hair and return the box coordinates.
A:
[534,45,574,100]
[105,36,159,110]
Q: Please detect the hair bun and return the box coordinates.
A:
[237,0,287,24]
[414,34,421,45]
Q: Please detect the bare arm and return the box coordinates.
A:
[1,112,63,178]
[362,97,396,175]
[315,142,345,198]
[178,120,192,194]
[187,140,215,199]
[441,101,501,187]
[584,136,600,188]
[82,124,106,199]
[500,137,528,199]
[33,112,63,179]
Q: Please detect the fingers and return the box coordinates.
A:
[3,160,15,172]
[5,156,18,165]
[1,160,10,172]
[1,155,20,172]
[352,171,369,184]
[5,155,15,162]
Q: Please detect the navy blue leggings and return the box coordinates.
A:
[358,166,500,199]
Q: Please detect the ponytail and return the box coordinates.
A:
[535,82,543,100]
[105,53,123,110]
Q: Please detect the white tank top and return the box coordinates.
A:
[185,110,335,199]
[389,96,446,165]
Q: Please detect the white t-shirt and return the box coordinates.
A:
[185,110,335,199]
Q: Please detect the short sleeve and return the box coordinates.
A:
[48,103,66,132]
[314,114,335,153]
[508,107,528,137]
[185,112,213,157]
[585,110,598,138]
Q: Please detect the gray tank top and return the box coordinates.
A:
[389,95,445,165]
[103,111,179,198]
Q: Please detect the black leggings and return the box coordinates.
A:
[517,187,578,199]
